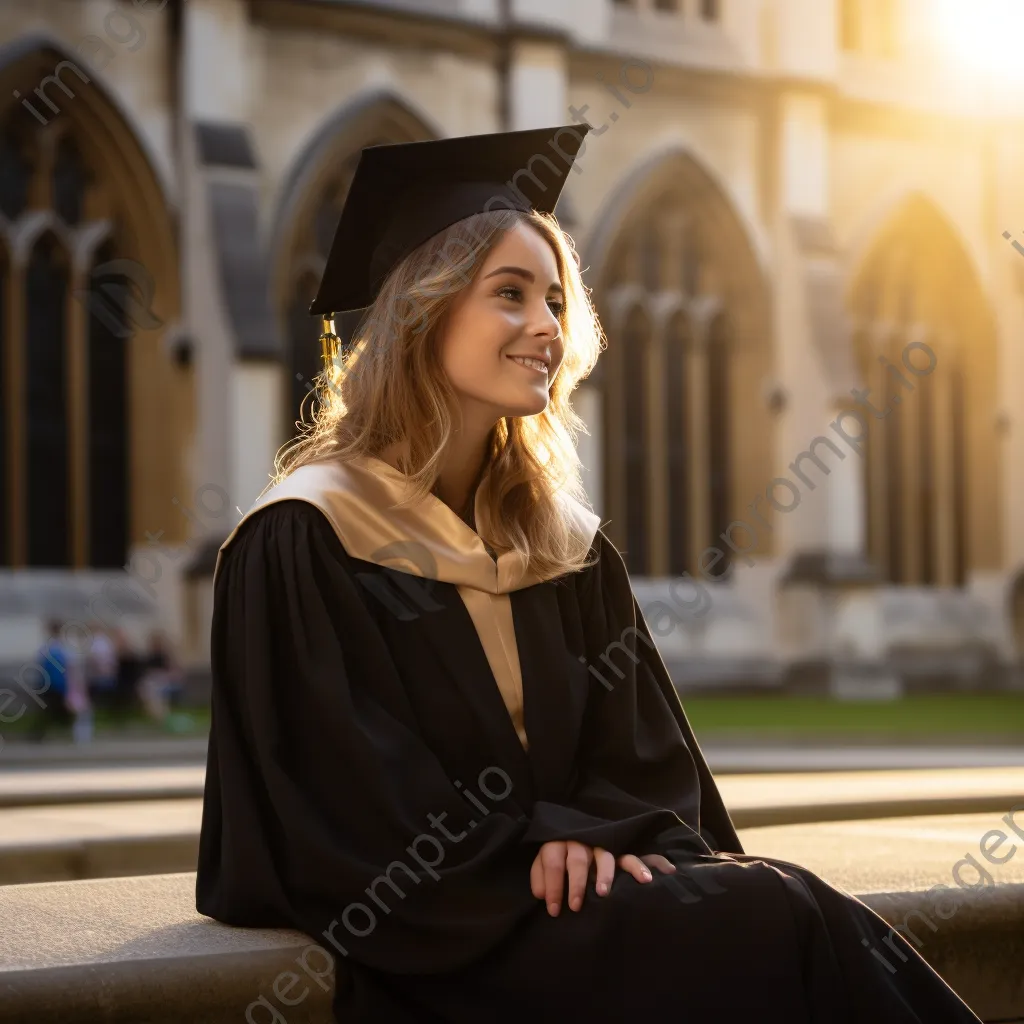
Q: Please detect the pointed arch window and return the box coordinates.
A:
[0,112,133,568]
[597,162,771,579]
[852,197,993,586]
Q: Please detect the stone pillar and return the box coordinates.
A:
[507,36,568,131]
[179,0,282,668]
[773,90,894,697]
[182,0,281,518]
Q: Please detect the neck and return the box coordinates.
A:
[432,426,492,524]
[378,415,496,524]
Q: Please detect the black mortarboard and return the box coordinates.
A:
[309,123,591,319]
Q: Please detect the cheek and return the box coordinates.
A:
[442,312,516,374]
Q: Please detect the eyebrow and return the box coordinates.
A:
[483,265,563,295]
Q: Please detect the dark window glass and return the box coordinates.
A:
[951,367,966,587]
[681,229,700,297]
[0,250,7,565]
[885,353,903,584]
[0,121,32,221]
[87,244,130,568]
[53,135,89,227]
[26,235,69,567]
[918,360,934,585]
[666,313,690,575]
[623,308,650,574]
[706,315,731,577]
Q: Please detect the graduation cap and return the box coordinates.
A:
[310,123,591,368]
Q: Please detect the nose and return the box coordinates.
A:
[529,299,561,343]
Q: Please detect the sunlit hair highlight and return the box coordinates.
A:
[271,208,606,580]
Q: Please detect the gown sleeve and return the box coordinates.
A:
[196,500,540,975]
[521,528,745,858]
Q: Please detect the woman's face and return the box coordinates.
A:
[438,221,565,424]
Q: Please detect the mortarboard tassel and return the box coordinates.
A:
[318,315,341,374]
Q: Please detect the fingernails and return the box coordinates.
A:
[570,896,581,911]
[597,881,609,896]
[642,868,653,880]
[548,902,560,916]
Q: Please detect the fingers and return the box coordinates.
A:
[540,841,567,916]
[617,853,654,884]
[529,845,671,918]
[529,848,546,901]
[592,846,616,896]
[640,853,677,875]
[565,841,593,913]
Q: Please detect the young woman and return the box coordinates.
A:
[196,127,982,1023]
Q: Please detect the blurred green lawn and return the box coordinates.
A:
[681,693,1024,743]
[2,706,213,740]
[3,694,1022,745]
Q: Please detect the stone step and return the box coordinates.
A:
[0,765,205,809]
[5,738,1024,772]
[1,763,1020,812]
[0,737,209,766]
[2,770,1023,885]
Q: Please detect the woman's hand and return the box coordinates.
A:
[529,840,677,916]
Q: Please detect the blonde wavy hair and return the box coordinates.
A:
[271,208,606,580]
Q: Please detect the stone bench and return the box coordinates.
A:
[2,811,1023,1023]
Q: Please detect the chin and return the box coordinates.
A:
[503,392,550,418]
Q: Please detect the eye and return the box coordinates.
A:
[496,285,564,318]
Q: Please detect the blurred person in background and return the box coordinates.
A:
[111,628,144,722]
[66,645,93,746]
[138,629,184,725]
[86,627,119,715]
[28,620,75,743]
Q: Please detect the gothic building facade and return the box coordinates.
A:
[1,0,1022,692]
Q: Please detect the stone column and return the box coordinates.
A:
[773,89,894,696]
[179,0,282,668]
[183,0,281,519]
[507,35,568,132]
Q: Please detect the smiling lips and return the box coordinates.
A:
[508,355,548,375]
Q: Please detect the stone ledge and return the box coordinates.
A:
[5,794,1021,887]
[0,834,199,885]
[0,869,1021,1023]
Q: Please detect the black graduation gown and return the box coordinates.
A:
[196,463,982,1023]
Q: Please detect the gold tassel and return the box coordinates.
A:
[318,315,340,373]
